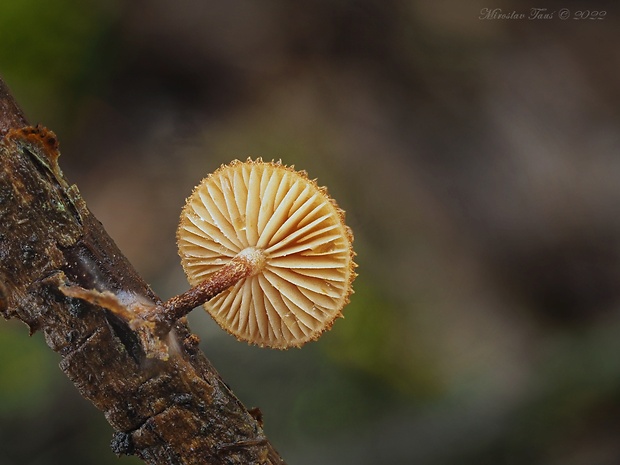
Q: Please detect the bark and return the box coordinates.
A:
[0,77,286,465]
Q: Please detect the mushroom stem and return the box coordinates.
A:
[156,247,267,331]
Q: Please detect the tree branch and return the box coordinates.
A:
[0,76,286,465]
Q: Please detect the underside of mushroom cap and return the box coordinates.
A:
[177,158,356,349]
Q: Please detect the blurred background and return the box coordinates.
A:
[1,0,620,464]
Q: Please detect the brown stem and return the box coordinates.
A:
[160,256,253,327]
[156,246,267,332]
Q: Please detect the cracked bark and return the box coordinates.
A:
[0,77,286,465]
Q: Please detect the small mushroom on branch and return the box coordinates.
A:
[168,158,356,349]
[61,158,356,355]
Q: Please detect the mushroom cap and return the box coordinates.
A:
[177,158,356,349]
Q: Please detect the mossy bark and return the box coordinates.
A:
[0,77,285,465]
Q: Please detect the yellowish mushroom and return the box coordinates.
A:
[171,158,356,349]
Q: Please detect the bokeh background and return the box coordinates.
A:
[1,1,620,464]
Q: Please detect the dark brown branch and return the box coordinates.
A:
[0,78,27,138]
[0,77,286,465]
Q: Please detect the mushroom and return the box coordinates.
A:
[169,158,356,349]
